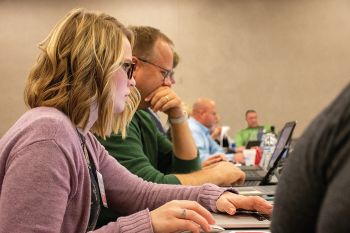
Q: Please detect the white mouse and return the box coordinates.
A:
[179,224,225,233]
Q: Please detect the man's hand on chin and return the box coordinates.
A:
[144,86,183,118]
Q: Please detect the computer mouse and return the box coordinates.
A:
[179,224,225,232]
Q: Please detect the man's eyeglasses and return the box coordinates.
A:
[122,62,135,80]
[138,58,173,82]
[169,71,175,82]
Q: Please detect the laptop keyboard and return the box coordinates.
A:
[251,212,271,221]
[260,213,272,221]
[238,180,261,186]
[244,170,266,178]
[256,185,277,193]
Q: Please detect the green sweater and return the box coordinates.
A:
[95,110,202,228]
[234,124,276,147]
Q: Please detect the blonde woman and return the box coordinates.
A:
[0,9,272,233]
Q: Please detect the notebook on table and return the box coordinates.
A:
[238,121,296,187]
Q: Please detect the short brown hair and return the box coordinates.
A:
[173,51,180,69]
[128,25,174,61]
[24,8,140,139]
[245,110,256,117]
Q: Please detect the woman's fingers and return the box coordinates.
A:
[240,196,273,214]
[171,219,200,233]
[216,195,237,215]
[177,201,216,225]
[216,192,273,215]
[178,209,211,232]
[150,200,216,233]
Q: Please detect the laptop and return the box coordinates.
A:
[234,140,292,195]
[238,124,286,172]
[238,121,296,186]
[243,126,263,149]
[211,196,274,229]
[245,140,262,149]
[239,128,283,171]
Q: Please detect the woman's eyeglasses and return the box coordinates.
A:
[122,63,135,80]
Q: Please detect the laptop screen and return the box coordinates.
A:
[267,123,294,169]
[282,140,290,158]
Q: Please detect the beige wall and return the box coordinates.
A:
[1,0,350,139]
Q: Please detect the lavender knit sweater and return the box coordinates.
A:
[0,107,236,233]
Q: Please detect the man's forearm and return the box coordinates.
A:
[174,169,221,186]
[170,121,198,160]
[174,162,246,186]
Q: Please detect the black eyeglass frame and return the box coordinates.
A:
[137,58,173,80]
[122,63,135,80]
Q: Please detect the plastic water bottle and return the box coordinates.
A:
[260,129,266,148]
[229,138,235,149]
[261,131,277,170]
[271,126,276,136]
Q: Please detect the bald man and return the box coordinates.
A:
[188,98,245,167]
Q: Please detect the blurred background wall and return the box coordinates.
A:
[1,0,350,139]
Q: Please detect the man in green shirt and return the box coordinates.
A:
[234,110,275,147]
[95,26,246,228]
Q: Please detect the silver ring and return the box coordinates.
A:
[164,96,170,102]
[180,208,186,219]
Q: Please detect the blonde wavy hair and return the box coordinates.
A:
[24,8,140,139]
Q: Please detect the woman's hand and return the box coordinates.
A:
[216,192,273,215]
[150,200,216,233]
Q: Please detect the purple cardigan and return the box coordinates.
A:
[0,107,236,233]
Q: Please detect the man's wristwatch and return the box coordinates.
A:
[169,110,188,124]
